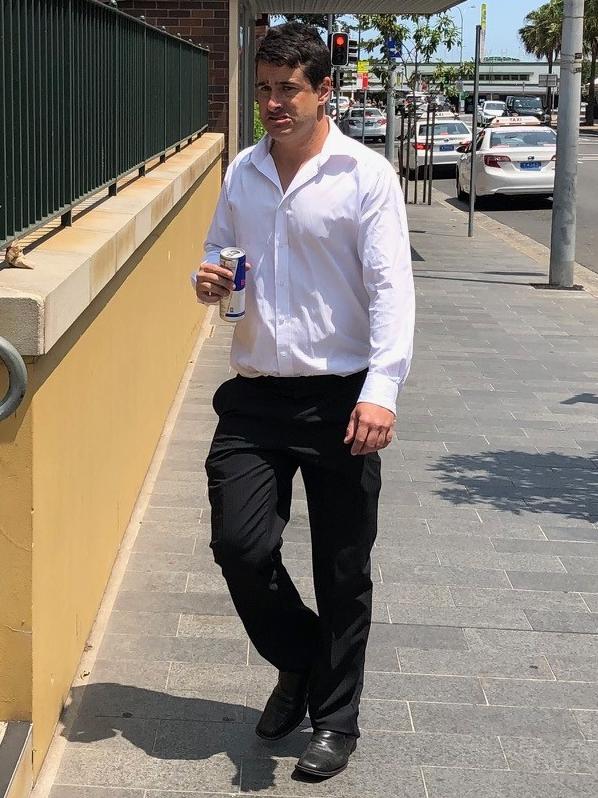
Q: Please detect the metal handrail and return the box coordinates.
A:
[0,337,27,421]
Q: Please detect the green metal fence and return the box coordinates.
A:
[0,0,209,249]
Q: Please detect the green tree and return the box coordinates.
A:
[431,60,475,96]
[519,0,563,115]
[253,103,266,144]
[358,14,460,92]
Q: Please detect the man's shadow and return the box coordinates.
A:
[62,683,315,792]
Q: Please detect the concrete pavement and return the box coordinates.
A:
[39,197,598,798]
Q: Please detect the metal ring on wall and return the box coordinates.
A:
[0,337,28,421]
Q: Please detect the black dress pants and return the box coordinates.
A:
[205,371,382,737]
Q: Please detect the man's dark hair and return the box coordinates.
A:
[255,22,331,90]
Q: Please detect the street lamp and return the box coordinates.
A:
[453,4,476,113]
[454,3,477,66]
[456,6,464,67]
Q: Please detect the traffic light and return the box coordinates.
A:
[332,70,345,90]
[348,39,359,64]
[329,32,349,67]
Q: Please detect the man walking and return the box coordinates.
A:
[194,22,414,778]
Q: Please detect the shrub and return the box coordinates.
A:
[253,104,266,143]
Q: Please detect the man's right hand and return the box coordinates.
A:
[195,262,234,304]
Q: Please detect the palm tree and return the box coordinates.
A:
[519,0,563,117]
[585,0,598,125]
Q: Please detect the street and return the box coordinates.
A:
[371,126,598,275]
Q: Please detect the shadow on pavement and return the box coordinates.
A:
[562,393,598,406]
[62,683,312,792]
[443,195,553,213]
[430,450,598,523]
[414,273,538,287]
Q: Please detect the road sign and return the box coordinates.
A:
[385,37,402,61]
[539,74,559,87]
[357,60,369,74]
[356,73,369,90]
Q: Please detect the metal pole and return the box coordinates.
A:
[404,112,411,203]
[357,16,361,62]
[398,111,405,187]
[458,7,465,113]
[333,16,341,120]
[468,25,481,238]
[422,105,430,202]
[385,65,397,164]
[412,71,419,203]
[428,104,436,205]
[357,15,361,107]
[549,0,585,287]
[362,89,367,144]
[326,14,333,116]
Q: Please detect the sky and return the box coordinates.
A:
[438,0,547,61]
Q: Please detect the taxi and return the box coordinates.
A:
[455,116,557,200]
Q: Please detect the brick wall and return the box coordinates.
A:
[113,0,230,162]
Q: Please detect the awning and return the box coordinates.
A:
[255,0,460,14]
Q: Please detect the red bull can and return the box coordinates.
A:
[219,247,246,323]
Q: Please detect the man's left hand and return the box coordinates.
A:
[344,402,396,456]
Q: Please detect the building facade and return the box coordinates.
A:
[404,59,562,103]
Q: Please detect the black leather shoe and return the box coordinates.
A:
[295,730,357,777]
[255,671,309,741]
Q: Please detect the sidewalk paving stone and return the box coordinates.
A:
[421,768,598,798]
[46,200,598,797]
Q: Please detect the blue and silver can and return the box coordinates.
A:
[219,247,246,323]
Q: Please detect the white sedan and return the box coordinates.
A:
[456,117,557,200]
[400,117,472,177]
[340,107,387,142]
[477,100,506,127]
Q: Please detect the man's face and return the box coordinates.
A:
[255,61,330,142]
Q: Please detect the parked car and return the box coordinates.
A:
[477,100,506,127]
[340,107,387,142]
[505,95,550,125]
[330,96,350,120]
[400,118,472,177]
[455,116,557,201]
[398,92,429,118]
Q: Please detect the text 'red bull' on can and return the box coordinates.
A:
[219,247,246,323]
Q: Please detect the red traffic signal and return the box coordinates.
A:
[328,32,349,67]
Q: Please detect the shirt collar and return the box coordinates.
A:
[250,117,358,170]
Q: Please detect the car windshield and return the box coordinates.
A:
[490,130,557,148]
[485,103,505,111]
[418,122,470,137]
[513,98,543,110]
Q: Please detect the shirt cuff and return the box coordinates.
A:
[357,372,399,415]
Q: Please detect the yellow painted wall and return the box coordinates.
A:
[0,155,221,777]
[0,389,33,721]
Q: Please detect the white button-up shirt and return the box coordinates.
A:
[200,120,415,413]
